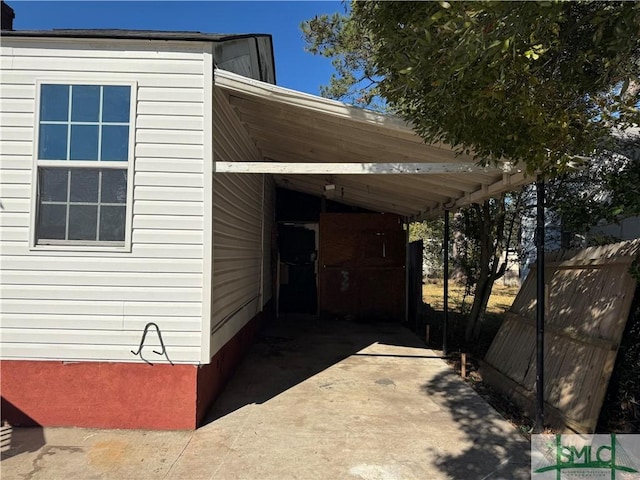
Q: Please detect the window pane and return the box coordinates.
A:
[101,125,129,161]
[70,169,99,202]
[38,204,67,240]
[37,83,131,245]
[68,205,97,240]
[101,170,127,203]
[40,168,68,202]
[70,125,99,160]
[71,85,100,122]
[102,86,130,122]
[40,84,69,121]
[39,124,68,160]
[100,206,126,241]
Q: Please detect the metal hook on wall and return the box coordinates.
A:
[131,322,174,366]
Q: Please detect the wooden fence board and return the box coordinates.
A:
[481,239,639,432]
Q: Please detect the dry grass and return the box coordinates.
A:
[423,280,519,314]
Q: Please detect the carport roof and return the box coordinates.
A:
[214,69,532,220]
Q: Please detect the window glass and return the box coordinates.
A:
[39,124,68,160]
[71,85,100,122]
[101,170,127,203]
[103,86,130,122]
[100,206,126,241]
[40,84,69,121]
[70,125,99,160]
[68,205,98,240]
[36,83,132,246]
[40,168,68,202]
[38,204,67,239]
[70,169,99,202]
[101,125,129,161]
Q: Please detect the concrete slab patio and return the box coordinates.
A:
[1,317,531,480]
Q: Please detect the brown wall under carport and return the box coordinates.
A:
[318,213,406,322]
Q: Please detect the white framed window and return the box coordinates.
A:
[32,81,136,249]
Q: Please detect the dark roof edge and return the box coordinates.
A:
[1,29,273,43]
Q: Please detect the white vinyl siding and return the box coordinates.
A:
[0,37,210,364]
[210,87,273,356]
[212,173,263,318]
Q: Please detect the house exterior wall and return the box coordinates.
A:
[0,36,219,429]
[0,37,212,364]
[0,36,276,430]
[588,215,640,242]
[210,87,274,358]
[214,36,275,84]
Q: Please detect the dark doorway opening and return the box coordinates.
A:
[277,223,318,315]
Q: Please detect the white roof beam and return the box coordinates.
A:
[215,161,510,175]
[417,170,532,220]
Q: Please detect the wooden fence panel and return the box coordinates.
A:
[481,239,639,432]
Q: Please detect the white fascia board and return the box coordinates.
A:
[214,69,412,133]
[215,161,512,175]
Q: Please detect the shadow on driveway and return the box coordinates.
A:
[198,316,530,479]
[423,370,530,479]
[202,315,431,425]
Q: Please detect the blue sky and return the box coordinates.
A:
[9,1,345,95]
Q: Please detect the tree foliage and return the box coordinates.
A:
[305,1,640,173]
[537,133,640,247]
[301,10,385,110]
[603,134,640,219]
[302,1,640,341]
[452,194,522,340]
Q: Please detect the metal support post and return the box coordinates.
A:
[443,209,450,356]
[535,176,545,432]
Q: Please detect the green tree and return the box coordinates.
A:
[303,1,640,340]
[528,133,640,250]
[453,194,522,340]
[600,134,640,220]
[302,10,384,110]
[306,1,640,173]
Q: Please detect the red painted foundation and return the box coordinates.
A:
[1,309,267,430]
[195,308,264,426]
[1,361,197,430]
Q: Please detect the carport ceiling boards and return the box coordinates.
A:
[214,69,532,220]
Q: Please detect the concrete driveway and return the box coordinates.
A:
[1,317,530,479]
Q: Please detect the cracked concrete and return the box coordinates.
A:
[1,318,531,480]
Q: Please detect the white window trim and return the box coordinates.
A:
[30,79,137,252]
